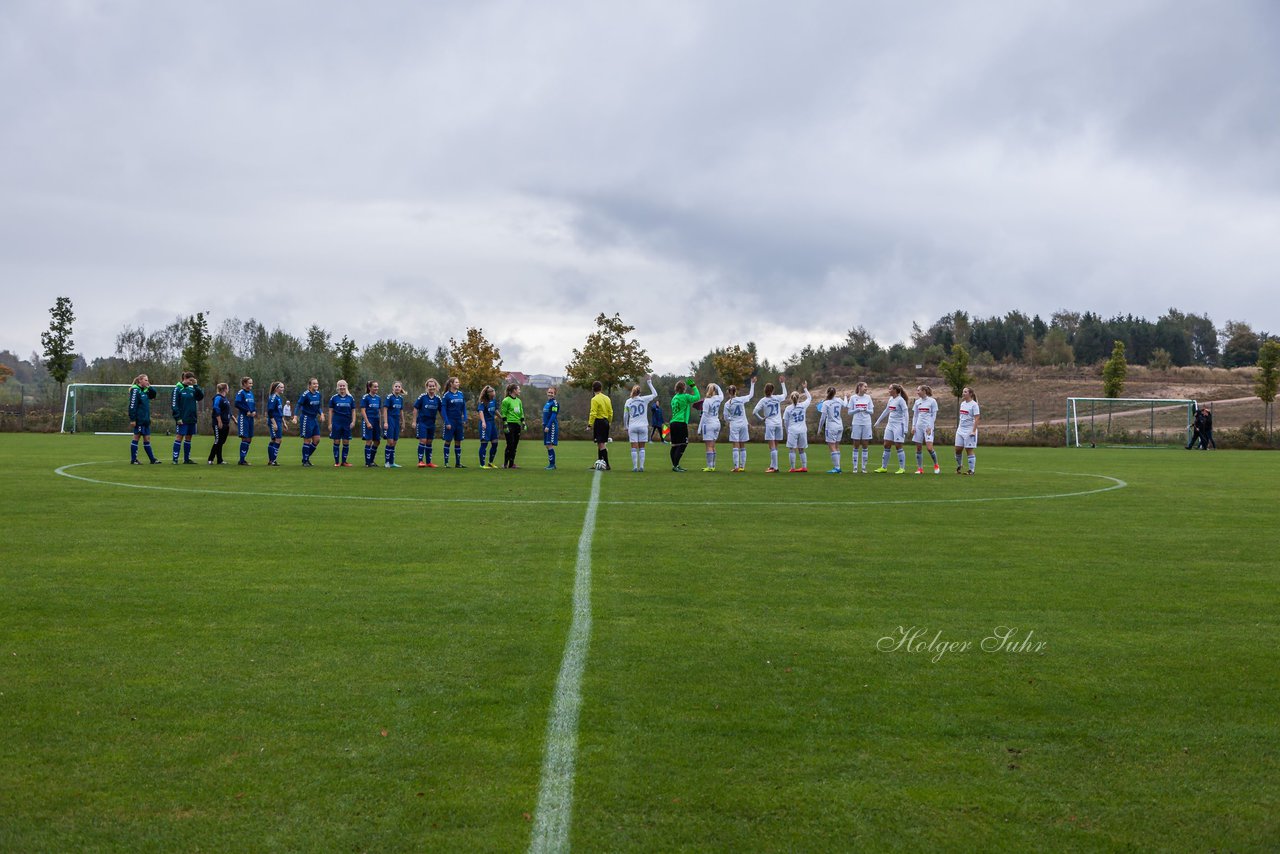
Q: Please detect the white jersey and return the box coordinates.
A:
[818,396,847,442]
[957,399,980,434]
[723,382,755,425]
[623,381,658,432]
[724,382,755,443]
[783,391,812,433]
[848,394,874,426]
[701,391,721,425]
[912,397,938,430]
[752,383,787,428]
[875,395,910,429]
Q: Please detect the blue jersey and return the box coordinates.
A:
[478,398,497,424]
[235,389,256,418]
[414,393,441,424]
[384,393,404,425]
[267,394,284,421]
[442,390,467,423]
[297,389,323,418]
[360,393,382,426]
[543,398,559,429]
[212,393,232,426]
[329,393,356,428]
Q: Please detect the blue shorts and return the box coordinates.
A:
[133,422,151,437]
[385,419,401,441]
[362,422,382,442]
[300,414,320,439]
[443,420,464,442]
[543,423,558,446]
[481,422,499,441]
[237,414,255,439]
[269,418,283,440]
[416,421,436,441]
[331,424,352,441]
[176,422,197,437]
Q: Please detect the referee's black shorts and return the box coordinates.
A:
[592,418,610,444]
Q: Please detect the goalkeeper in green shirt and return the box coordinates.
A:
[499,383,525,468]
[668,379,701,471]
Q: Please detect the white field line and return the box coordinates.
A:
[529,469,601,854]
[53,461,1127,508]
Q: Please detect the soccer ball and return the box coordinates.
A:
[593,460,607,470]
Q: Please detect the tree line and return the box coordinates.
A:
[5,300,1277,412]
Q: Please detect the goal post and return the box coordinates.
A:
[1066,397,1197,448]
[61,384,138,435]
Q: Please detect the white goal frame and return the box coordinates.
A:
[1066,397,1197,448]
[61,383,134,435]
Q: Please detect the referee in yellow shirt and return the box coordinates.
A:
[589,380,614,470]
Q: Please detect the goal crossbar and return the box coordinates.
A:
[1066,397,1197,448]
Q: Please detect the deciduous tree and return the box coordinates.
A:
[564,313,651,392]
[448,327,504,391]
[938,343,972,402]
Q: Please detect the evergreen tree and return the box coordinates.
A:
[40,296,76,397]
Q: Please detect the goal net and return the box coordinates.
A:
[1066,397,1197,448]
[61,384,138,435]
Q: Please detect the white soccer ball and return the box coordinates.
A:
[593,460,607,470]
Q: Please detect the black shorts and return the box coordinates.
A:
[592,418,610,444]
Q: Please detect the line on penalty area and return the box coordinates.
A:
[529,468,600,854]
[53,461,1126,508]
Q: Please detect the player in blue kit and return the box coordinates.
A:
[265,381,286,466]
[329,380,356,466]
[477,385,499,468]
[382,381,405,468]
[234,377,256,465]
[293,377,325,466]
[208,382,232,464]
[441,376,468,468]
[414,378,442,467]
[360,381,383,467]
[542,386,560,470]
[127,374,160,464]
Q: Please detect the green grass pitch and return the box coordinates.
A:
[1,434,1276,851]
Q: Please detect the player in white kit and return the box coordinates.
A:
[752,377,788,473]
[723,377,756,472]
[624,376,659,472]
[816,387,848,473]
[954,386,981,475]
[911,384,941,474]
[873,383,910,474]
[697,383,724,471]
[846,382,875,473]
[782,383,812,472]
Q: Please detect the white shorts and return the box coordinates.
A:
[849,422,873,441]
[728,421,749,443]
[764,421,783,442]
[697,419,721,441]
[824,423,844,444]
[882,423,906,444]
[628,425,649,444]
[912,424,935,444]
[955,431,978,450]
[786,427,808,449]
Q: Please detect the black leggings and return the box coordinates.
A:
[208,422,229,462]
[669,422,689,466]
[504,422,521,467]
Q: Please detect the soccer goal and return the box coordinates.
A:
[61,384,136,435]
[1066,397,1197,448]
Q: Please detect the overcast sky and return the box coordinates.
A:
[4,0,1278,374]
